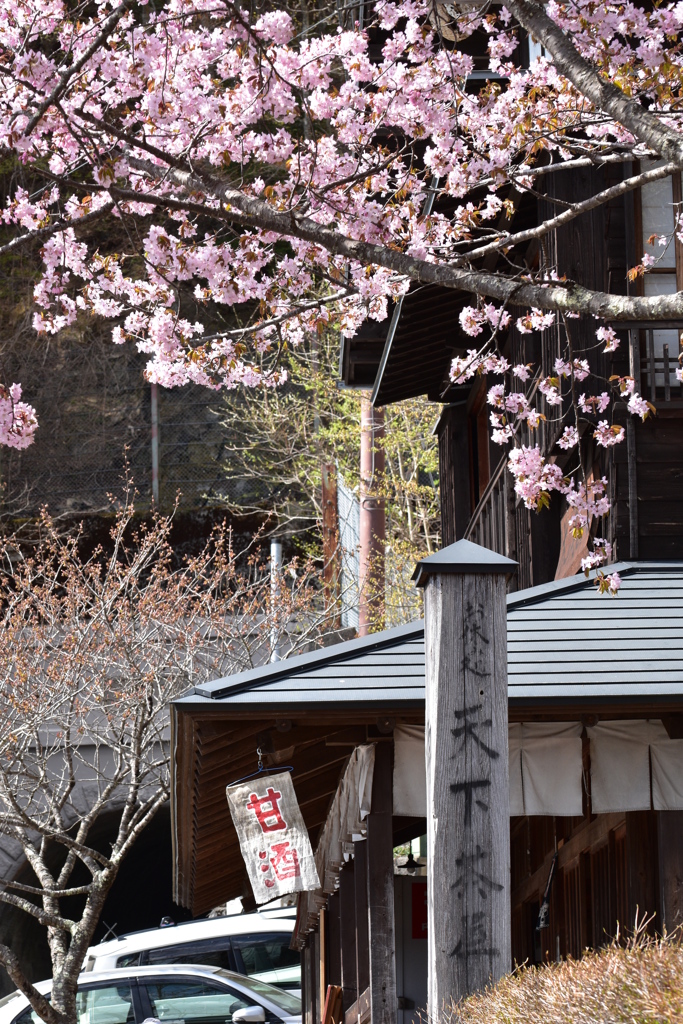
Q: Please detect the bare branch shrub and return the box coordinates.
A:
[0,486,331,1023]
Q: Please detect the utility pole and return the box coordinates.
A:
[270,539,283,662]
[321,461,340,626]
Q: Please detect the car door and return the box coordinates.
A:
[11,980,145,1024]
[137,976,279,1024]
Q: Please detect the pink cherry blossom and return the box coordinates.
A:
[596,325,620,353]
[593,420,625,447]
[557,425,579,450]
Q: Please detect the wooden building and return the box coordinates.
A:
[340,155,683,585]
[172,560,683,1022]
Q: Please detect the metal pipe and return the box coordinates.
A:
[151,382,159,505]
[270,539,283,662]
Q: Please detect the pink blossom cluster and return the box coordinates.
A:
[507,445,567,510]
[581,539,613,574]
[0,384,38,450]
[458,305,511,338]
[566,477,610,538]
[596,326,620,353]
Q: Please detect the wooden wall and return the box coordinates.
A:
[436,403,470,545]
[511,809,683,965]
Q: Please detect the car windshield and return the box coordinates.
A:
[214,972,301,1016]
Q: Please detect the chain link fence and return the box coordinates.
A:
[0,324,244,519]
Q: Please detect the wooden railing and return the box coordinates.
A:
[464,455,508,555]
[464,455,532,590]
[638,330,683,405]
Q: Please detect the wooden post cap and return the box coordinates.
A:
[412,538,518,587]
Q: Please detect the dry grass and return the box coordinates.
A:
[445,928,683,1024]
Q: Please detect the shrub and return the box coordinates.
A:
[444,928,683,1024]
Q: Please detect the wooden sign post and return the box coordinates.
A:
[414,539,516,1013]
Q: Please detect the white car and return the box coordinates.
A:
[83,912,300,994]
[0,965,302,1024]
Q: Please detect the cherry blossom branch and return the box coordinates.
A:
[462,161,678,262]
[0,202,115,258]
[111,169,683,321]
[507,0,683,168]
[201,289,356,340]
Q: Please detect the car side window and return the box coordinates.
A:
[13,986,135,1024]
[76,983,136,1024]
[116,953,142,969]
[230,935,300,985]
[145,939,233,971]
[142,980,252,1024]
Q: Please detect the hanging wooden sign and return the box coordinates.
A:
[226,771,320,904]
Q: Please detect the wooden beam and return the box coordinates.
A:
[366,742,397,1024]
[344,986,371,1024]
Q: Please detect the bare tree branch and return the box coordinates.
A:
[464,161,678,263]
[0,892,76,933]
[0,878,93,898]
[0,945,65,1024]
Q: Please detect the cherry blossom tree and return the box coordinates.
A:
[0,491,329,1023]
[1,0,682,578]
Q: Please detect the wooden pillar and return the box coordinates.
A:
[303,938,313,1024]
[328,891,342,988]
[339,862,357,1013]
[354,839,370,998]
[414,539,516,1013]
[312,929,320,1024]
[658,811,683,931]
[320,908,327,1018]
[626,810,658,931]
[366,742,397,1024]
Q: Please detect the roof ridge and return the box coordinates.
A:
[193,618,425,700]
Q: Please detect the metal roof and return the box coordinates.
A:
[174,563,683,712]
[413,537,518,585]
[180,619,426,708]
[507,562,683,702]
